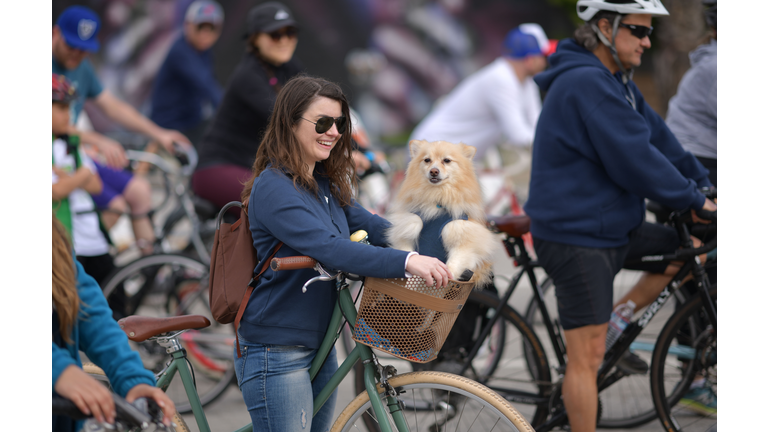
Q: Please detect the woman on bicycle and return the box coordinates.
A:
[235,75,452,432]
[192,2,303,210]
[52,216,175,431]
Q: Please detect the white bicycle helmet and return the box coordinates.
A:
[576,0,669,21]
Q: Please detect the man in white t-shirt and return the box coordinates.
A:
[409,23,554,163]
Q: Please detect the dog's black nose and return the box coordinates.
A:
[430,168,439,177]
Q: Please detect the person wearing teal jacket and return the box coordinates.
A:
[52,217,174,431]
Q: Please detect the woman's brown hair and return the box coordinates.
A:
[52,215,79,343]
[241,75,356,205]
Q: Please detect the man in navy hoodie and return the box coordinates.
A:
[149,0,224,146]
[523,1,716,431]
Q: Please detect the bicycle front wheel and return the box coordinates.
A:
[333,371,533,432]
[101,253,236,414]
[651,286,717,432]
[352,289,550,429]
[83,362,190,432]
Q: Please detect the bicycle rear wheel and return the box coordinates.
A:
[83,362,190,432]
[353,290,551,429]
[651,286,716,432]
[101,253,235,414]
[334,371,533,431]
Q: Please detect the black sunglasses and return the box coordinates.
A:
[301,116,347,134]
[268,26,299,41]
[196,22,220,32]
[619,23,653,39]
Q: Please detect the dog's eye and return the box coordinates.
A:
[443,158,451,164]
[424,158,431,163]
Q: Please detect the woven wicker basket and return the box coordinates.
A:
[352,276,474,363]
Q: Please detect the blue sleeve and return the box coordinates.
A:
[169,45,223,106]
[74,261,155,396]
[250,172,409,278]
[581,76,706,210]
[638,96,712,189]
[343,200,392,247]
[52,342,77,392]
[82,59,103,99]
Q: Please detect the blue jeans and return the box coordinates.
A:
[233,337,338,432]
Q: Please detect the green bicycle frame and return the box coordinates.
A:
[308,280,410,432]
[155,281,409,432]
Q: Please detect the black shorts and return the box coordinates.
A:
[533,222,680,330]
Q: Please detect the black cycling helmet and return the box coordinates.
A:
[52,74,77,103]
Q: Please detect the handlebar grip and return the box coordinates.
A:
[52,398,90,420]
[270,256,317,272]
[695,209,717,222]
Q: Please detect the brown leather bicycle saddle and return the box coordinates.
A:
[118,315,211,342]
[487,214,530,238]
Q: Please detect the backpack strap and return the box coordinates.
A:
[233,241,283,358]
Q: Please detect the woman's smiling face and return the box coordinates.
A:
[294,96,343,173]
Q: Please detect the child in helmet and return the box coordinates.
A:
[52,74,126,318]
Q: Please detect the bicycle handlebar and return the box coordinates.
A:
[270,256,317,271]
[124,142,198,176]
[695,209,717,222]
[53,394,160,430]
[270,256,341,293]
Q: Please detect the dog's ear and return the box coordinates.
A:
[460,143,477,160]
[408,140,425,159]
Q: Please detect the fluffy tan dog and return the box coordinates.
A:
[385,139,498,287]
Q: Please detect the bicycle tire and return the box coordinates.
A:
[522,269,687,428]
[333,371,534,432]
[100,253,236,414]
[651,286,717,432]
[82,362,190,432]
[353,290,550,429]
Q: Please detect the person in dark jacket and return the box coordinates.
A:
[192,1,303,210]
[523,1,716,431]
[234,75,452,432]
[149,0,224,146]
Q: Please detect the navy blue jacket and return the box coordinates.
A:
[149,35,222,131]
[524,39,711,248]
[244,165,410,348]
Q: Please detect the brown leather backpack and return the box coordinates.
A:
[208,200,281,357]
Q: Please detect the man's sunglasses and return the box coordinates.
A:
[301,116,347,134]
[196,23,220,32]
[268,26,299,41]
[619,23,653,39]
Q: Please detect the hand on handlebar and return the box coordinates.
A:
[692,197,717,224]
[154,129,191,153]
[405,255,453,287]
[126,384,175,427]
[54,365,116,424]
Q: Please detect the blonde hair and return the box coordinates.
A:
[52,215,79,344]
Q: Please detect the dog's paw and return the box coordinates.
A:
[457,269,474,282]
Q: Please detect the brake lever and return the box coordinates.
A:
[301,263,341,293]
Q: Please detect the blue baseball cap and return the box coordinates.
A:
[504,23,556,59]
[55,6,101,52]
[185,0,224,26]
